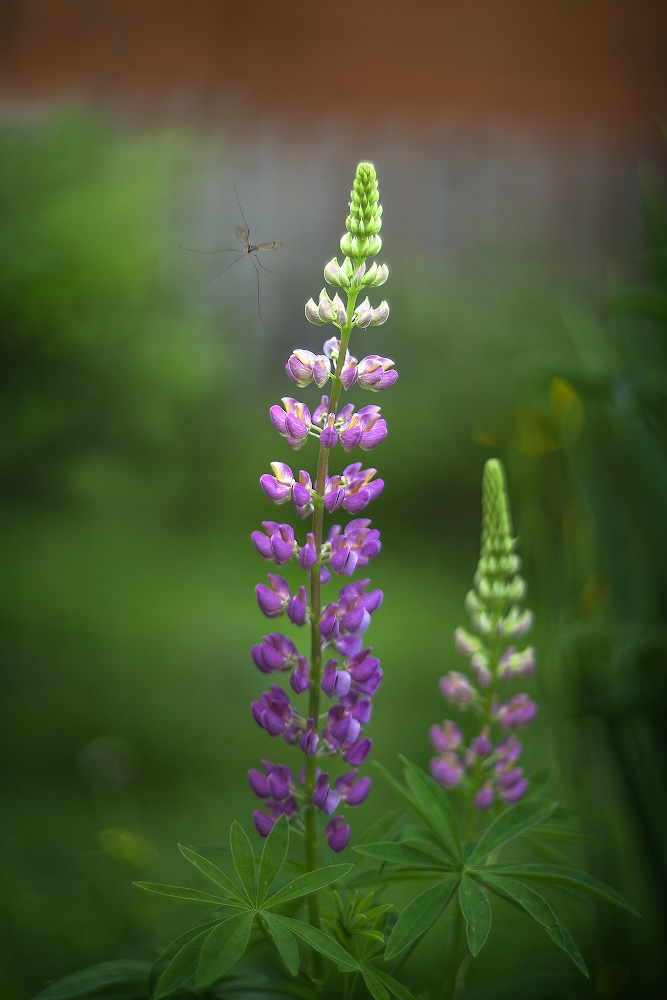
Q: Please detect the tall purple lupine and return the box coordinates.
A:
[249,165,393,885]
[429,459,537,830]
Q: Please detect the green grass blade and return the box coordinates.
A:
[230,821,257,904]
[257,814,289,906]
[264,864,352,908]
[466,799,557,867]
[384,876,458,962]
[459,873,491,957]
[195,911,255,988]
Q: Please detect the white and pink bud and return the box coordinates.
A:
[371,263,389,286]
[354,297,372,329]
[324,257,344,287]
[454,627,483,657]
[305,298,325,325]
[318,289,335,323]
[332,294,347,327]
[370,301,390,326]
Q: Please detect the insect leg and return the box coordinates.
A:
[233,182,252,243]
[207,253,247,285]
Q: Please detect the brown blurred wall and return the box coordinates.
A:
[1,0,666,134]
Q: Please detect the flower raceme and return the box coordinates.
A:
[248,162,393,851]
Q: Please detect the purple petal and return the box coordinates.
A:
[260,475,291,505]
[253,810,275,837]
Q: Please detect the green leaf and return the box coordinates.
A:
[466,799,557,867]
[400,825,444,850]
[353,842,447,869]
[399,757,463,863]
[230,821,257,904]
[362,968,390,1000]
[373,968,418,1000]
[264,864,353,908]
[525,765,553,798]
[481,862,641,916]
[263,912,300,976]
[384,876,458,961]
[557,919,589,977]
[149,920,220,997]
[133,882,233,906]
[479,875,564,949]
[178,844,247,901]
[459,873,491,956]
[153,925,214,999]
[195,910,255,988]
[33,961,151,1000]
[269,913,359,970]
[257,814,289,905]
[374,762,460,864]
[358,810,405,845]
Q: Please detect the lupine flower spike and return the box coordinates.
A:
[250,163,394,870]
[430,458,537,818]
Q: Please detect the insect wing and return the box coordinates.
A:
[256,241,282,251]
[236,227,250,248]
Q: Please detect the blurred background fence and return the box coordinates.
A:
[1,3,667,998]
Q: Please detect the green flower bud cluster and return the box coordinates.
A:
[341,162,383,261]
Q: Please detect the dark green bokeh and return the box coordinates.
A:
[1,113,666,998]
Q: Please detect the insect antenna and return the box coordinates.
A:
[233,182,252,241]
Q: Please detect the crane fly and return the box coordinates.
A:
[179,184,282,325]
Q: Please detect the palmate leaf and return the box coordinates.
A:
[230,821,257,904]
[257,814,289,905]
[480,862,641,916]
[353,842,449,869]
[458,874,491,956]
[466,799,557,866]
[149,920,220,997]
[374,762,461,865]
[399,757,462,863]
[133,882,237,906]
[384,876,459,962]
[152,925,216,999]
[263,912,300,976]
[263,864,353,908]
[178,844,247,901]
[33,961,151,1000]
[268,913,359,970]
[195,910,255,988]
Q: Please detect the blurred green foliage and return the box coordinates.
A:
[1,112,666,999]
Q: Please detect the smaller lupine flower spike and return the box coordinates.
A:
[474,780,495,811]
[270,398,312,450]
[325,815,350,852]
[260,462,295,505]
[251,633,298,673]
[251,685,294,737]
[335,770,371,805]
[439,670,476,705]
[286,585,308,626]
[298,533,318,570]
[299,717,319,755]
[356,356,398,391]
[344,161,382,249]
[429,720,464,753]
[256,575,291,619]
[430,752,464,789]
[286,349,331,388]
[370,301,390,326]
[495,693,538,729]
[252,522,297,566]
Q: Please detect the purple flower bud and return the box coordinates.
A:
[324,476,346,512]
[496,766,524,790]
[332,294,347,327]
[503,607,534,638]
[340,358,359,389]
[292,482,311,509]
[342,736,372,765]
[336,633,362,657]
[299,718,319,755]
[322,337,341,360]
[429,720,464,753]
[345,648,380,683]
[495,735,523,769]
[251,632,297,673]
[340,419,363,452]
[500,778,528,803]
[354,297,373,328]
[342,466,384,513]
[252,522,297,566]
[248,768,271,798]
[325,815,350,852]
[324,257,342,286]
[286,350,317,387]
[322,658,352,697]
[256,575,291,619]
[328,704,361,744]
[305,297,325,325]
[495,694,538,730]
[299,533,318,570]
[439,671,476,705]
[430,752,464,789]
[335,770,371,806]
[253,810,276,837]
[499,645,536,680]
[318,291,335,323]
[287,585,308,626]
[357,356,397,391]
[290,662,309,694]
[370,301,390,326]
[313,772,341,814]
[469,724,492,758]
[320,422,338,449]
[470,651,492,687]
[474,780,495,811]
[252,685,293,737]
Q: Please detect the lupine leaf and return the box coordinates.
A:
[528,825,596,845]
[153,925,214,999]
[263,864,353,908]
[362,968,390,1000]
[466,799,557,866]
[479,875,564,949]
[374,762,460,864]
[557,919,589,977]
[33,961,151,1000]
[178,844,247,901]
[268,913,359,970]
[149,920,220,997]
[400,825,444,849]
[263,912,300,977]
[353,842,448,869]
[399,757,463,863]
[402,769,461,862]
[133,882,233,906]
[480,862,641,915]
[373,968,418,1000]
[458,873,492,956]
[257,814,289,905]
[525,765,553,798]
[230,822,257,904]
[195,910,255,988]
[384,876,458,961]
[358,810,405,845]
[519,833,576,867]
